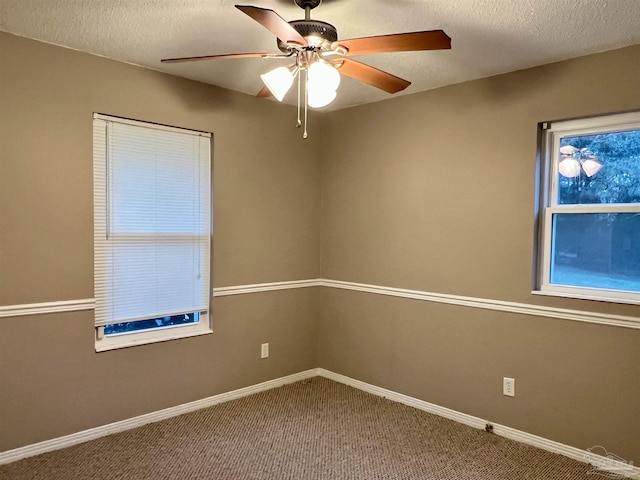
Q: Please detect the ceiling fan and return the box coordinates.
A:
[161,0,451,137]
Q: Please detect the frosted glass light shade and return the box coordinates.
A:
[261,66,295,102]
[308,61,341,91]
[308,88,337,108]
[307,60,340,108]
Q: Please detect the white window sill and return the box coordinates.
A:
[532,289,640,306]
[96,325,213,352]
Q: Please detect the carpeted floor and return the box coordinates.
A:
[1,377,603,479]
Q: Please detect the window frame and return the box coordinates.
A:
[93,113,213,351]
[535,111,640,305]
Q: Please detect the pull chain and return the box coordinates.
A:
[296,66,302,128]
[303,68,308,139]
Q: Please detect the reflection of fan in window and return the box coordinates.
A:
[536,111,640,304]
[558,146,602,178]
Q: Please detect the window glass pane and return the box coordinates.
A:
[104,312,200,335]
[557,129,640,205]
[550,213,640,292]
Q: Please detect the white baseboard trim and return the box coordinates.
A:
[0,368,319,466]
[317,369,639,480]
[317,369,487,429]
[2,368,637,479]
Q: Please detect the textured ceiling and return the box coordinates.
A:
[1,0,639,111]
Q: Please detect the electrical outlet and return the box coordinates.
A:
[503,377,515,397]
[261,343,269,359]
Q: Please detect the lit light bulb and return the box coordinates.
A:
[308,61,341,91]
[308,88,337,109]
[306,61,340,108]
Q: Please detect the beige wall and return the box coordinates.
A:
[0,32,321,451]
[1,30,639,464]
[319,45,640,463]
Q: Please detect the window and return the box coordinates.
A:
[93,114,212,351]
[536,111,640,304]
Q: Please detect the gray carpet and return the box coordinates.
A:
[1,377,602,479]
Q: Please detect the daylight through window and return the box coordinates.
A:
[536,111,640,304]
[93,114,212,351]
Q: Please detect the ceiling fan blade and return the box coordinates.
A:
[161,52,274,63]
[257,86,273,98]
[332,30,451,56]
[332,58,411,94]
[235,5,307,46]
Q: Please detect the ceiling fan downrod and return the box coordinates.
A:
[294,0,321,20]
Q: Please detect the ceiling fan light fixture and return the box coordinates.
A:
[307,60,341,91]
[306,60,340,108]
[260,66,296,102]
[308,88,337,108]
[164,3,451,137]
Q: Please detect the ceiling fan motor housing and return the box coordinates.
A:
[294,0,322,9]
[278,20,338,52]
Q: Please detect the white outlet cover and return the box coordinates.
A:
[261,343,269,359]
[503,377,515,397]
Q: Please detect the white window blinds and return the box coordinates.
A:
[93,114,211,327]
